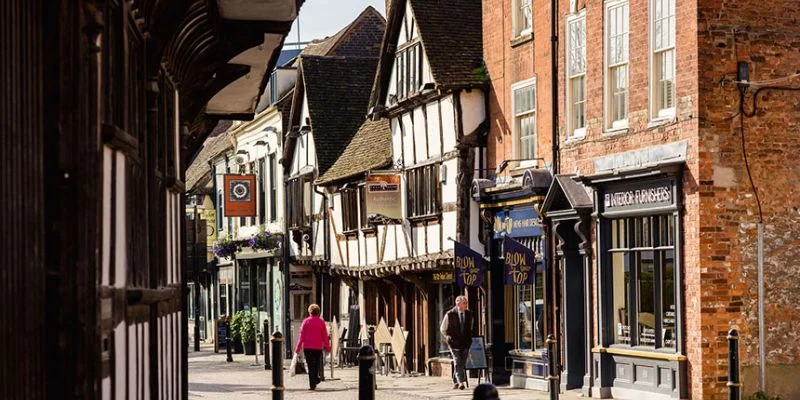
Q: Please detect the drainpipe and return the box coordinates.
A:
[550,0,560,174]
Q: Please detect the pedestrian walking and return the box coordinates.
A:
[440,295,474,390]
[294,304,330,390]
[472,383,500,400]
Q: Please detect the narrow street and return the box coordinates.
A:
[188,345,582,400]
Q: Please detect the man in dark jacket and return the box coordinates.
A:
[440,295,473,390]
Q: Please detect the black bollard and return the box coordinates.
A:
[546,334,559,400]
[264,321,271,370]
[226,321,233,363]
[271,331,284,400]
[727,329,740,400]
[358,345,376,400]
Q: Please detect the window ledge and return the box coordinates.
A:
[592,346,685,361]
[564,133,586,145]
[647,116,677,129]
[602,126,629,137]
[508,349,545,358]
[361,227,377,235]
[408,213,441,223]
[510,32,533,47]
[341,230,359,238]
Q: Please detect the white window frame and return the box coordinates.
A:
[650,0,676,120]
[565,11,587,140]
[604,0,629,131]
[511,78,537,166]
[512,0,533,38]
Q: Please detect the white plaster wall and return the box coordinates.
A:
[428,223,442,254]
[425,102,441,158]
[461,90,486,135]
[413,106,427,163]
[441,211,457,251]
[441,158,459,205]
[347,239,359,268]
[440,95,456,151]
[389,117,402,167]
[401,112,414,165]
[365,235,378,265]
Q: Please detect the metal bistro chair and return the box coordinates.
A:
[338,327,362,367]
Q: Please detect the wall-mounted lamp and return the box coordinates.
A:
[254,140,270,153]
[236,149,248,155]
[495,158,545,175]
[300,125,312,134]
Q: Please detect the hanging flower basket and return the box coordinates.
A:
[212,236,243,259]
[248,231,283,252]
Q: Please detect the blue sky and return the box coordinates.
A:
[286,0,387,45]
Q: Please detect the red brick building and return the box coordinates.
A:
[480,0,800,399]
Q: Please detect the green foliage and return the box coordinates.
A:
[239,311,257,344]
[229,310,244,342]
[745,391,781,400]
[471,65,489,84]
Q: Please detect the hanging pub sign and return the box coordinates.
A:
[503,236,536,285]
[453,242,486,287]
[223,174,256,217]
[493,206,543,239]
[365,171,402,221]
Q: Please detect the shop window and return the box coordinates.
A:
[515,239,546,351]
[240,263,251,310]
[434,284,455,355]
[609,215,677,348]
[406,163,441,218]
[292,293,311,320]
[219,284,229,317]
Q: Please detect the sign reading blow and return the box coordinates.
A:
[453,242,486,287]
[503,236,536,285]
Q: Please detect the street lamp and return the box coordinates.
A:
[494,158,545,176]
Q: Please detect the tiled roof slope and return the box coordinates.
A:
[186,130,232,192]
[294,6,386,63]
[316,118,392,185]
[409,0,484,87]
[301,55,379,176]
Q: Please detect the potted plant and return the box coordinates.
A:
[229,310,245,354]
[248,229,282,252]
[240,311,257,355]
[212,236,242,259]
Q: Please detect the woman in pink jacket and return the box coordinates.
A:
[294,304,330,390]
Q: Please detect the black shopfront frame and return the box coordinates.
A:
[587,170,688,399]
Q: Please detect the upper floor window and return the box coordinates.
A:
[651,0,676,118]
[605,0,629,130]
[513,0,533,37]
[268,154,277,222]
[512,79,537,160]
[341,188,359,233]
[259,158,266,226]
[566,14,586,138]
[359,184,370,230]
[288,178,311,229]
[407,163,441,218]
[395,42,423,101]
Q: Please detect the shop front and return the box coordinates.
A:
[578,162,688,399]
[472,168,553,389]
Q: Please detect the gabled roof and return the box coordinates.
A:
[292,55,380,177]
[186,128,234,192]
[541,175,593,217]
[316,118,392,185]
[293,6,386,64]
[370,0,484,108]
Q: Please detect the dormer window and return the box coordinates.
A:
[395,42,423,100]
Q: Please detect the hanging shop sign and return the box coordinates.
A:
[602,178,674,213]
[503,236,536,285]
[365,171,402,221]
[493,206,543,239]
[453,242,486,287]
[224,174,256,217]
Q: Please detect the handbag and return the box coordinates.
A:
[289,352,307,377]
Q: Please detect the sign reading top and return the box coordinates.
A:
[365,172,402,221]
[603,179,674,212]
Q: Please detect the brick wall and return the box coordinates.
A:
[697,1,800,398]
[482,0,550,171]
